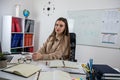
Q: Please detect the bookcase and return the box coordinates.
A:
[2,16,34,54]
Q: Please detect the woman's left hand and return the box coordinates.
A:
[32,52,43,61]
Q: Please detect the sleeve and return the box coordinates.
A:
[36,38,49,54]
[42,36,70,60]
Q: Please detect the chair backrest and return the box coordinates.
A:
[69,33,77,62]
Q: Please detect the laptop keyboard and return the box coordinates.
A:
[0,77,9,80]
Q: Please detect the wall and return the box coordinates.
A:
[0,0,120,69]
[0,0,39,51]
[0,0,34,29]
[34,0,120,69]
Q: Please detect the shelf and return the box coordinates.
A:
[2,16,34,53]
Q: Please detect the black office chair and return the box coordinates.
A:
[69,33,77,62]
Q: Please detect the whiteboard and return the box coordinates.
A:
[68,8,120,49]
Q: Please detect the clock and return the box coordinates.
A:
[43,1,55,16]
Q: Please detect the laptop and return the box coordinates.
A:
[0,42,13,62]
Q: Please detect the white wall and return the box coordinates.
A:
[0,0,39,51]
[0,0,120,69]
[0,0,34,38]
[34,0,120,69]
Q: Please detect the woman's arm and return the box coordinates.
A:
[32,36,70,60]
[32,38,49,60]
[41,36,70,60]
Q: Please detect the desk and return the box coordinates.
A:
[0,54,86,80]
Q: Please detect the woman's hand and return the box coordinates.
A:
[32,52,43,61]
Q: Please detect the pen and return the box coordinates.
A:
[62,60,65,67]
[46,61,48,66]
[37,71,40,80]
[87,62,90,70]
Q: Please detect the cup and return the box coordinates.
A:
[0,60,7,68]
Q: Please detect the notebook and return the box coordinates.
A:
[0,42,13,62]
[2,64,41,78]
[49,60,80,69]
[38,70,71,80]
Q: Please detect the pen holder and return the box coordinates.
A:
[86,71,96,80]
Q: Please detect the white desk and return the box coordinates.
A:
[0,54,86,80]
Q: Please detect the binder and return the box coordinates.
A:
[29,20,34,32]
[25,20,31,32]
[12,18,15,32]
[14,18,21,32]
[93,64,120,79]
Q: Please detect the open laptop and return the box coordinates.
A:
[0,42,13,62]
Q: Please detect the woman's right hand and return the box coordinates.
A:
[32,52,43,61]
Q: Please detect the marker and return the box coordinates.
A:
[80,77,83,80]
[81,64,90,72]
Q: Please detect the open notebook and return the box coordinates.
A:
[2,64,41,78]
[49,60,80,69]
[38,70,71,80]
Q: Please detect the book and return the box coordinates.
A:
[38,70,71,80]
[101,76,120,80]
[14,18,21,32]
[11,34,23,48]
[29,47,34,52]
[49,60,79,69]
[11,34,19,48]
[25,20,31,32]
[29,20,34,32]
[2,64,41,78]
[24,34,28,46]
[93,64,120,79]
[12,18,15,32]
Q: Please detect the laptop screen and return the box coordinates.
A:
[0,42,2,53]
[0,42,11,54]
[0,42,13,62]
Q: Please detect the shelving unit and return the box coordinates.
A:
[2,16,34,54]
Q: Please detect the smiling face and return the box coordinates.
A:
[55,20,65,36]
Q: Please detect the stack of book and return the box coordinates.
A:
[93,64,120,80]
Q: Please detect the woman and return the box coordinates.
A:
[32,17,70,60]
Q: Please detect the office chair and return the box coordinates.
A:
[69,33,77,62]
